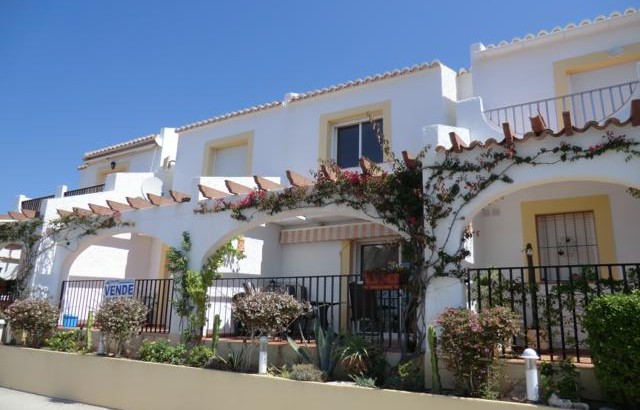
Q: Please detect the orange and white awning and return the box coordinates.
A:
[280,222,398,244]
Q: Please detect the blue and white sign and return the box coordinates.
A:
[103,279,136,299]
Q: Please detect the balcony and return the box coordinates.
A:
[483,81,639,135]
[63,184,105,197]
[20,195,55,215]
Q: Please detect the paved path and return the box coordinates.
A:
[0,387,113,410]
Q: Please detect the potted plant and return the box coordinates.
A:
[363,263,408,290]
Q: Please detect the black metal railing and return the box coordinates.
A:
[483,81,639,135]
[0,292,14,310]
[21,195,55,214]
[64,184,106,197]
[205,274,412,350]
[466,263,640,363]
[59,278,174,333]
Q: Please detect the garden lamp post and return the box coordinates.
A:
[525,243,540,335]
[521,348,540,402]
[259,335,268,374]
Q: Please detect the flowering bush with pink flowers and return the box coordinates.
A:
[95,297,147,356]
[437,307,519,397]
[233,291,311,337]
[5,298,59,347]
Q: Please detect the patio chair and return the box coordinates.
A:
[348,282,383,340]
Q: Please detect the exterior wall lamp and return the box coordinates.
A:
[521,348,540,402]
[110,161,116,170]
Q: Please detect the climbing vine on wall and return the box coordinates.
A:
[167,231,245,344]
[194,128,640,352]
[0,213,130,299]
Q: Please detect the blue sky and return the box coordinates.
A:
[0,0,637,213]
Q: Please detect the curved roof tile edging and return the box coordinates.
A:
[480,8,637,52]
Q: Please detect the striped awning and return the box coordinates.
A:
[0,260,18,281]
[280,222,398,244]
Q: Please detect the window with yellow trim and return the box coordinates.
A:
[536,211,599,280]
[333,118,383,168]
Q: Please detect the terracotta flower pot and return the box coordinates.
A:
[363,269,402,290]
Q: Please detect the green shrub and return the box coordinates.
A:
[138,339,186,365]
[384,358,424,392]
[350,373,377,388]
[184,345,214,368]
[233,291,310,337]
[540,360,579,402]
[5,298,59,347]
[95,297,147,356]
[583,291,640,408]
[47,330,84,352]
[337,335,381,377]
[288,363,326,382]
[437,306,519,397]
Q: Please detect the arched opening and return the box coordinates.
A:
[462,177,640,361]
[58,231,173,334]
[195,205,410,350]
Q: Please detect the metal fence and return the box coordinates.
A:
[466,263,640,363]
[64,184,106,197]
[59,278,174,333]
[21,195,55,215]
[0,292,14,310]
[204,274,411,349]
[483,81,639,135]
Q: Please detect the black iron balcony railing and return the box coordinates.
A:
[21,195,55,214]
[0,292,14,310]
[483,81,639,135]
[205,274,412,351]
[63,184,106,197]
[58,278,174,333]
[466,263,640,363]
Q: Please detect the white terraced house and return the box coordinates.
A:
[1,8,639,362]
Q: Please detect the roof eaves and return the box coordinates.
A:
[435,116,633,154]
[176,60,442,133]
[82,133,158,161]
[476,8,637,54]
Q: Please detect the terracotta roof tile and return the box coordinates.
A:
[436,110,635,154]
[8,211,28,221]
[169,190,191,203]
[73,208,93,217]
[480,8,637,52]
[81,133,158,161]
[106,200,133,212]
[147,193,174,206]
[175,61,441,133]
[225,180,253,195]
[198,184,229,199]
[254,176,282,191]
[88,203,114,216]
[126,197,154,209]
[286,170,314,187]
[57,209,74,218]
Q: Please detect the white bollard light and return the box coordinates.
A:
[0,319,5,344]
[97,333,106,356]
[258,336,268,374]
[521,348,540,402]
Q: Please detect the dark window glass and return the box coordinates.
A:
[336,124,359,168]
[361,119,383,163]
[360,243,399,272]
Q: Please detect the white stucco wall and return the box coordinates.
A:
[281,241,342,276]
[215,225,282,277]
[172,65,458,194]
[471,14,640,111]
[79,148,159,188]
[471,181,640,268]
[66,233,162,280]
